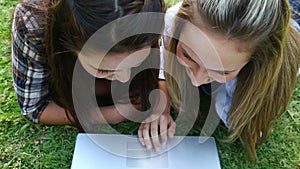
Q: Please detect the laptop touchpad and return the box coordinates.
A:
[126,142,169,168]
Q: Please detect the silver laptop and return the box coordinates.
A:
[71,134,221,169]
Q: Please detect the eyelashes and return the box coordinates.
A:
[97,70,114,75]
[179,44,197,63]
[98,70,109,74]
[182,50,196,62]
[215,71,230,76]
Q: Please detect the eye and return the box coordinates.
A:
[97,70,111,74]
[182,50,196,63]
[215,71,230,76]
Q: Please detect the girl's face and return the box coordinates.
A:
[176,24,252,86]
[79,47,151,82]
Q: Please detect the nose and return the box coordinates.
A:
[197,66,212,84]
[205,76,215,84]
[114,69,131,83]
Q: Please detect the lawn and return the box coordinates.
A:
[0,0,299,168]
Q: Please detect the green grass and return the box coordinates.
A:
[1,0,299,168]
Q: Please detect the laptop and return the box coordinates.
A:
[71,134,221,169]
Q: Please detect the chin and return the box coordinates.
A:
[191,80,211,87]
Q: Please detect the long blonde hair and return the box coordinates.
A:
[165,0,300,159]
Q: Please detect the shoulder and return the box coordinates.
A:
[12,1,48,62]
[163,2,183,45]
[22,0,48,8]
[12,0,48,33]
[291,19,300,32]
[165,1,182,28]
[166,1,182,15]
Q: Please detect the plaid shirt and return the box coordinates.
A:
[11,3,51,123]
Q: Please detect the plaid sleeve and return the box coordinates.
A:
[11,4,51,123]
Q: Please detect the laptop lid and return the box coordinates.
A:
[71,134,221,169]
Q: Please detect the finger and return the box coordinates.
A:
[142,123,152,150]
[159,115,168,145]
[168,120,176,138]
[138,125,145,146]
[150,120,160,152]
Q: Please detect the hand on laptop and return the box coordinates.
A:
[138,111,176,152]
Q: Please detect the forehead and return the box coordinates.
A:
[179,24,252,70]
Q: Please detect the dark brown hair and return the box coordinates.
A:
[22,0,165,129]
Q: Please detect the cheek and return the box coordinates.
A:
[79,59,98,77]
[176,56,189,67]
[176,48,198,69]
[176,47,187,66]
[113,70,131,82]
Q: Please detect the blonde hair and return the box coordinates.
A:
[165,0,300,160]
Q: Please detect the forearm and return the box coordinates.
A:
[38,101,74,125]
[39,102,141,125]
[92,103,142,124]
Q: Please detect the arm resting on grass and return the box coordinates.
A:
[39,101,142,125]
